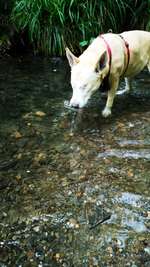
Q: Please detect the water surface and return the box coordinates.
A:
[0,56,150,266]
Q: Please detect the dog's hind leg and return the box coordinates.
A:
[147,61,150,72]
[102,77,119,117]
[117,77,131,95]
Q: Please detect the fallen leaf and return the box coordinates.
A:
[16,174,21,181]
[35,111,46,117]
[14,131,22,139]
[127,170,134,177]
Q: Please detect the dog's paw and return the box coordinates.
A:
[102,107,111,118]
[116,88,130,95]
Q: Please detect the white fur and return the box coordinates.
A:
[70,68,100,107]
[66,30,150,116]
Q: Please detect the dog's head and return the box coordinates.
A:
[66,47,108,108]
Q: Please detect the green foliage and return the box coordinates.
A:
[11,0,150,56]
[126,0,148,30]
[0,0,15,54]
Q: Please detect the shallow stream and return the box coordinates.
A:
[0,57,150,266]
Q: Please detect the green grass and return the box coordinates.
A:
[11,0,149,56]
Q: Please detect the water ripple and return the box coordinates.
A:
[98,149,150,159]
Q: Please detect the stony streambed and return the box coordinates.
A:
[0,57,150,266]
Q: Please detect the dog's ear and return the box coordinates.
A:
[66,47,79,68]
[95,50,108,73]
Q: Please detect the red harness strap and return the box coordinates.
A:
[98,35,112,91]
[100,35,112,76]
[119,35,130,76]
[99,34,130,77]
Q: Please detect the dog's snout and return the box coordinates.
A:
[70,103,79,109]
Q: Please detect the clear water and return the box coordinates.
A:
[0,56,150,266]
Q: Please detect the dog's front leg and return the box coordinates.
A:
[102,77,119,117]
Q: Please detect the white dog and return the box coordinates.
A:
[66,30,150,117]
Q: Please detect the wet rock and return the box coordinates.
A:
[107,246,113,256]
[144,247,150,255]
[33,152,46,163]
[33,226,40,232]
[66,218,80,229]
[0,177,10,189]
[0,159,18,171]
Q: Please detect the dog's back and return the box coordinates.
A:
[120,30,150,76]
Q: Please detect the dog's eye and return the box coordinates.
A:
[82,84,87,89]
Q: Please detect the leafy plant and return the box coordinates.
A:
[11,0,150,56]
[0,0,15,54]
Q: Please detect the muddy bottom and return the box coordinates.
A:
[0,57,150,267]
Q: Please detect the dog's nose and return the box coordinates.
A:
[71,103,79,109]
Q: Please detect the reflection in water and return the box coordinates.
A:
[122,209,147,233]
[117,139,150,147]
[98,149,150,159]
[113,192,148,232]
[115,192,142,207]
[70,109,85,134]
[0,57,150,266]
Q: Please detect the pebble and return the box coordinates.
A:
[33,226,40,232]
[144,247,150,255]
[66,218,80,229]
